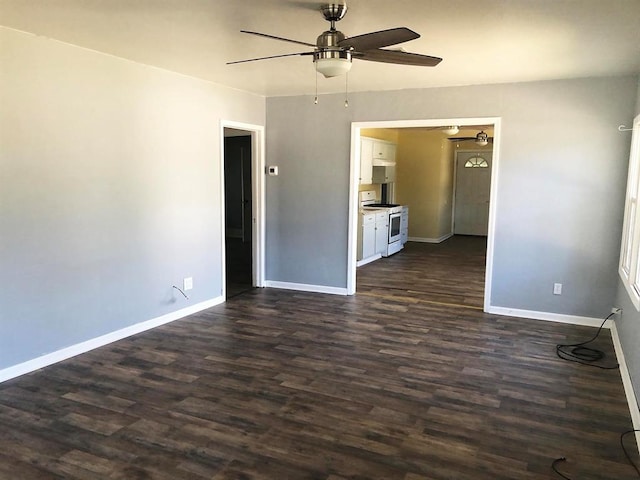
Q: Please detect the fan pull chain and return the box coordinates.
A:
[314,62,319,105]
[344,72,349,107]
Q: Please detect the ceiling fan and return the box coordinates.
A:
[227,2,442,78]
[449,131,493,146]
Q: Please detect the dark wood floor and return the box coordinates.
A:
[357,236,487,309]
[0,237,637,479]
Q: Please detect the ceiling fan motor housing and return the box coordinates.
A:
[314,28,351,77]
[314,49,352,63]
[317,29,345,49]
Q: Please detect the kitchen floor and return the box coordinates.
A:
[357,235,487,309]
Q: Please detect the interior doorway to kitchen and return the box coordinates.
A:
[347,118,500,313]
[222,122,265,299]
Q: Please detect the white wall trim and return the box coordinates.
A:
[265,280,348,296]
[347,117,502,304]
[347,123,362,295]
[0,296,224,384]
[610,320,640,454]
[356,254,382,267]
[221,120,266,294]
[488,306,613,328]
[408,234,453,244]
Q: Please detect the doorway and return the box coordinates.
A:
[221,122,266,299]
[348,118,500,313]
[224,133,252,297]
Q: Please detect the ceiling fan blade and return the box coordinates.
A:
[447,137,494,141]
[356,48,442,67]
[240,30,316,48]
[227,51,314,65]
[339,27,420,52]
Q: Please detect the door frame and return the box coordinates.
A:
[220,120,266,296]
[347,117,502,314]
[452,149,494,236]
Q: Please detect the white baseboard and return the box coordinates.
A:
[264,280,348,296]
[610,320,640,454]
[357,254,382,267]
[487,306,613,329]
[408,233,453,244]
[0,296,224,384]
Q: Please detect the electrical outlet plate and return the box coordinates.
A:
[553,283,562,295]
[183,277,193,291]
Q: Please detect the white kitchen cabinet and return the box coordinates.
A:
[374,211,389,256]
[372,141,396,165]
[357,210,389,263]
[359,137,374,184]
[401,206,409,244]
[360,137,396,184]
[357,212,376,260]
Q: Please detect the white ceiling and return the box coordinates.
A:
[1,0,639,97]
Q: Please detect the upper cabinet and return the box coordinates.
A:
[360,137,374,185]
[360,137,397,184]
[372,141,396,166]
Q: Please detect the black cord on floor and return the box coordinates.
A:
[555,312,619,369]
[551,457,571,479]
[552,430,640,479]
[621,430,640,476]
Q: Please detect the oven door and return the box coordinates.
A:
[388,212,402,243]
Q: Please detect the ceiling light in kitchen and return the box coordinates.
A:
[442,126,459,135]
[475,131,489,146]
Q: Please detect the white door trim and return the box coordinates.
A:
[348,117,502,314]
[220,120,266,297]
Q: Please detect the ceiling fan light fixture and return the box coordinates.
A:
[475,131,489,146]
[442,126,459,135]
[315,49,352,78]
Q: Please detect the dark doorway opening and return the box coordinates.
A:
[224,133,253,298]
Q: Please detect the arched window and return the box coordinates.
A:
[464,156,489,168]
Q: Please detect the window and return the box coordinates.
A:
[464,156,489,168]
[619,114,640,309]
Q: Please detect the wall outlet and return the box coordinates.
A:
[611,307,623,314]
[183,277,193,291]
[553,283,562,295]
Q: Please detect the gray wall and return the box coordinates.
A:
[266,76,637,318]
[0,27,265,369]
[614,76,640,403]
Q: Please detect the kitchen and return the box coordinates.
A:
[355,125,495,273]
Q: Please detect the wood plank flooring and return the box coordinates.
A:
[357,236,487,309]
[0,236,637,479]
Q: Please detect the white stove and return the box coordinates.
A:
[359,191,404,257]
